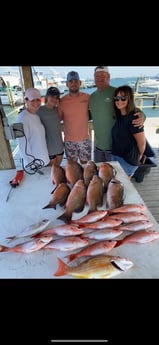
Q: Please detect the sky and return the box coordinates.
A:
[1,66,159,80]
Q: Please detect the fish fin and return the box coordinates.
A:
[0,245,9,252]
[114,240,123,248]
[51,186,57,194]
[57,212,72,223]
[42,204,56,209]
[6,236,15,240]
[54,257,68,276]
[65,253,76,262]
[59,201,67,207]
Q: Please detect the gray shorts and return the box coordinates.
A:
[94,147,112,162]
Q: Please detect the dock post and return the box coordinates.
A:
[6,81,15,107]
[153,94,158,107]
[137,98,143,110]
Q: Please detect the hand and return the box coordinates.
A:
[132,112,145,129]
[140,154,146,164]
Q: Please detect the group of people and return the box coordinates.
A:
[16,66,146,179]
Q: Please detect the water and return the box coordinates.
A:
[2,76,158,168]
[85,77,159,118]
[3,75,159,120]
[3,76,159,126]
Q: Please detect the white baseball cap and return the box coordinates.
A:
[24,88,41,101]
[94,66,109,73]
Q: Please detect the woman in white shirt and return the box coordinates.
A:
[16,87,50,169]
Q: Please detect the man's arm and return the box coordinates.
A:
[132,110,146,129]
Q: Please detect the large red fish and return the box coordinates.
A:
[6,219,50,240]
[33,224,84,237]
[71,210,108,224]
[44,236,88,251]
[82,228,123,240]
[86,175,104,213]
[0,235,53,253]
[118,220,154,231]
[57,179,87,223]
[98,162,116,191]
[106,178,124,210]
[83,160,98,187]
[81,218,122,229]
[109,211,149,224]
[65,239,117,262]
[115,229,159,247]
[65,159,84,186]
[108,203,147,215]
[51,165,67,193]
[43,183,70,209]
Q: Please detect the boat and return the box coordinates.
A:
[0,73,23,106]
[33,68,66,94]
[138,76,159,90]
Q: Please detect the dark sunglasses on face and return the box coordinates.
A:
[114,96,128,102]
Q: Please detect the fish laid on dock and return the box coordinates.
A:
[71,210,108,224]
[43,183,70,209]
[54,254,134,278]
[65,159,84,186]
[83,160,98,187]
[118,220,154,231]
[51,165,67,192]
[0,235,53,253]
[98,162,116,191]
[57,179,86,223]
[44,236,88,251]
[107,203,147,214]
[82,228,123,240]
[106,178,124,210]
[86,175,104,213]
[109,211,149,224]
[6,219,50,240]
[33,224,84,237]
[65,240,117,262]
[115,229,159,247]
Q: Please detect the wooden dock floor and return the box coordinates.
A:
[132,147,159,223]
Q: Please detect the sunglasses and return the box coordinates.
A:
[114,96,128,102]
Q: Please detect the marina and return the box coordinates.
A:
[0,67,159,280]
[0,161,159,278]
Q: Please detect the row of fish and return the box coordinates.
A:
[43,160,125,221]
[1,203,159,278]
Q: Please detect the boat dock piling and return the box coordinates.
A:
[134,91,159,109]
[6,81,15,107]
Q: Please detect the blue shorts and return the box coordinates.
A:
[112,154,138,177]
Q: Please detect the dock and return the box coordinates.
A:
[132,146,159,223]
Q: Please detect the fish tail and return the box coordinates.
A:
[54,257,68,276]
[114,240,123,248]
[42,204,56,209]
[87,208,96,214]
[6,236,15,240]
[0,245,9,252]
[57,212,72,223]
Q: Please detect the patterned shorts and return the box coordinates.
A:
[65,139,91,163]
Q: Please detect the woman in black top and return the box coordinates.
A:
[111,85,146,178]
